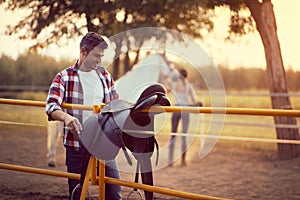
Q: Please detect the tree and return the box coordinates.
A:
[245,0,300,158]
[0,55,16,85]
[1,0,299,158]
[1,0,212,77]
[201,0,300,158]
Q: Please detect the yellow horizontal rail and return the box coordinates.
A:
[0,98,103,111]
[1,98,300,117]
[0,163,226,200]
[105,177,225,200]
[149,106,300,117]
[0,163,80,180]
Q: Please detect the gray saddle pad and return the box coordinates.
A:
[80,114,122,160]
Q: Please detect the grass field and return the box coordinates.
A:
[0,90,299,154]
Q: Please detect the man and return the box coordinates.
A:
[45,32,121,199]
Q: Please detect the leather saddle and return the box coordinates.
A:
[80,83,170,161]
[78,83,170,200]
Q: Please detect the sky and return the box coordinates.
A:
[0,0,299,71]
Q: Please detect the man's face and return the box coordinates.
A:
[82,46,105,70]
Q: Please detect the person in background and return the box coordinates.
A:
[47,121,63,167]
[168,68,198,166]
[45,32,121,200]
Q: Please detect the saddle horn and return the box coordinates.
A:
[130,83,170,127]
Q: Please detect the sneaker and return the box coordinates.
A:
[181,162,187,166]
[48,160,56,167]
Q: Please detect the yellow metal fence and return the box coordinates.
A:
[1,98,300,199]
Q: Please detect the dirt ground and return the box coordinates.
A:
[0,126,300,200]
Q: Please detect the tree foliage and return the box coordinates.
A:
[1,0,256,78]
[0,53,70,86]
[1,0,215,51]
[0,55,16,85]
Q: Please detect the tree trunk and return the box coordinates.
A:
[123,39,131,73]
[112,41,121,79]
[124,52,130,73]
[133,49,141,66]
[84,2,97,32]
[112,56,120,80]
[246,0,300,159]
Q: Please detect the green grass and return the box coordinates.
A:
[0,105,47,126]
[0,91,48,129]
[0,104,48,135]
[198,89,300,109]
[156,89,300,153]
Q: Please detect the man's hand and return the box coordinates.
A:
[64,115,82,134]
[51,110,82,134]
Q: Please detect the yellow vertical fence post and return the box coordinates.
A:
[92,104,106,199]
[92,104,105,200]
[90,105,100,186]
[91,104,102,186]
[80,157,93,200]
[90,157,97,185]
[80,104,104,199]
[99,160,106,200]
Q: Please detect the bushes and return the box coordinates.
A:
[218,66,299,91]
[0,53,299,91]
[0,53,72,87]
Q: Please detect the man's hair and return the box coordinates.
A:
[80,32,108,54]
[179,69,187,78]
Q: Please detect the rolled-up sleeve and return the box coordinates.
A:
[45,73,65,120]
[109,79,119,100]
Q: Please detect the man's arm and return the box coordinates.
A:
[50,110,82,134]
[189,84,198,105]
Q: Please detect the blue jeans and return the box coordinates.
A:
[66,147,121,200]
[169,112,190,163]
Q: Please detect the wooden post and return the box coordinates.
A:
[99,160,105,200]
[80,157,94,200]
[91,157,97,185]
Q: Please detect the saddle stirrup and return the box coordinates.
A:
[127,161,143,200]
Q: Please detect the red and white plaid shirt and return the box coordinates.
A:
[46,61,118,150]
